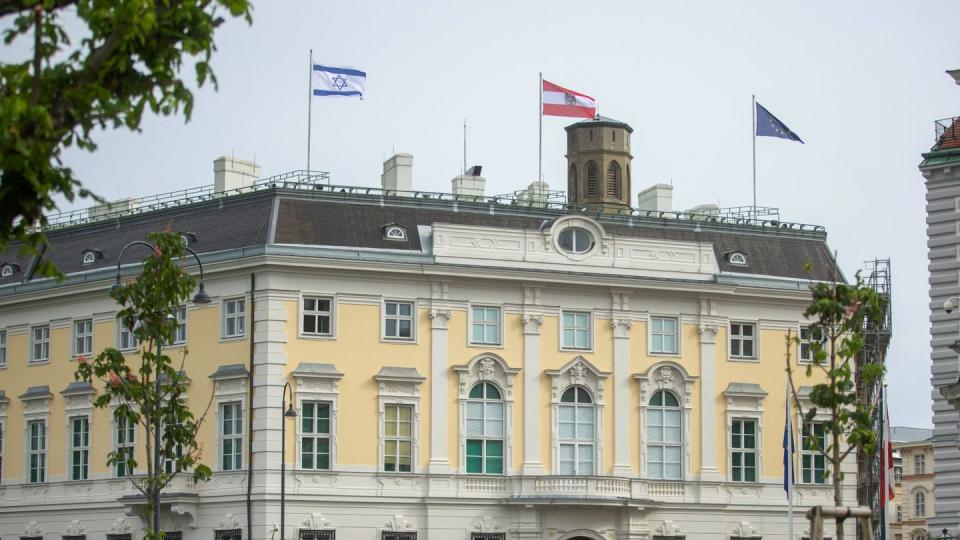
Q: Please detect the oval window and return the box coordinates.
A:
[558,227,594,254]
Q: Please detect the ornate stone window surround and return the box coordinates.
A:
[634,361,697,481]
[544,215,609,262]
[297,513,336,539]
[380,514,417,539]
[546,357,610,475]
[723,383,768,483]
[648,314,682,357]
[298,292,338,340]
[210,365,248,473]
[292,363,343,472]
[381,298,418,344]
[375,367,425,474]
[20,386,52,484]
[453,353,519,475]
[61,383,95,481]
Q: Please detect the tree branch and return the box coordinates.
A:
[0,0,77,19]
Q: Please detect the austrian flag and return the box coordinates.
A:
[542,80,597,118]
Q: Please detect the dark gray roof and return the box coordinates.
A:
[209,364,249,380]
[566,115,634,133]
[891,426,933,443]
[375,366,426,382]
[20,385,52,400]
[61,381,95,395]
[291,362,343,378]
[723,382,768,396]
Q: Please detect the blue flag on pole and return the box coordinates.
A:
[783,392,796,493]
[312,65,366,98]
[756,102,804,143]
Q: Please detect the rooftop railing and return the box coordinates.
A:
[935,116,960,148]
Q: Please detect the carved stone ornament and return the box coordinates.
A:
[478,358,496,379]
[569,362,588,385]
[522,313,543,334]
[384,515,415,531]
[24,521,42,536]
[654,520,683,536]
[732,521,759,537]
[219,514,242,530]
[109,519,131,534]
[302,513,331,530]
[698,323,719,343]
[429,309,451,329]
[473,515,503,533]
[611,318,633,338]
[65,520,85,536]
[656,366,675,386]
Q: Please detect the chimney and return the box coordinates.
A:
[686,203,720,220]
[518,180,549,207]
[451,165,486,199]
[381,153,413,194]
[214,156,260,193]
[637,183,673,212]
[89,198,135,220]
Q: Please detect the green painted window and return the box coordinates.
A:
[802,422,826,484]
[116,415,136,477]
[731,419,757,482]
[302,402,331,470]
[70,416,89,480]
[220,402,243,471]
[465,382,504,474]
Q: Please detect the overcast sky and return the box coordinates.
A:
[8,1,959,427]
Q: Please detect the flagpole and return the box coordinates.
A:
[881,384,889,540]
[307,48,313,174]
[752,94,757,221]
[538,72,543,206]
[787,377,794,540]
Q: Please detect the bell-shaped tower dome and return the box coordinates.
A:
[564,115,633,213]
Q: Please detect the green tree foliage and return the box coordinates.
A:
[75,231,212,539]
[786,273,887,540]
[0,0,252,273]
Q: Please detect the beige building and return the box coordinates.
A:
[889,427,935,540]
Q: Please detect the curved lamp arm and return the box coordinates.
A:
[110,240,212,305]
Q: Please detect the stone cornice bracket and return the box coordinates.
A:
[610,288,633,311]
[429,308,452,330]
[699,297,718,317]
[611,318,633,339]
[522,284,542,306]
[522,313,543,335]
[430,280,450,301]
[698,323,719,344]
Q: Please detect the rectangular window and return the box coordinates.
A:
[558,403,595,475]
[107,535,132,540]
[651,317,678,354]
[731,419,757,482]
[223,298,246,338]
[470,306,501,345]
[70,416,90,480]
[163,418,184,475]
[383,404,413,472]
[384,301,414,340]
[0,420,4,481]
[729,322,756,359]
[301,402,331,470]
[801,422,826,484]
[472,535,506,540]
[62,536,86,540]
[172,305,187,345]
[116,416,135,477]
[382,533,417,540]
[220,402,243,470]
[465,393,504,475]
[896,505,903,523]
[74,319,93,356]
[561,311,591,350]
[30,325,50,363]
[915,453,925,475]
[214,530,243,540]
[302,296,333,336]
[799,326,813,362]
[894,455,903,482]
[119,318,139,351]
[27,419,46,483]
[164,533,183,540]
[0,329,6,367]
[298,532,336,540]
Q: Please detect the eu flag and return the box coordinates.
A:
[756,102,804,143]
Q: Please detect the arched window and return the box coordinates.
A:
[647,390,682,480]
[558,385,595,475]
[914,490,926,517]
[606,161,621,198]
[568,164,578,200]
[465,382,504,474]
[586,161,599,196]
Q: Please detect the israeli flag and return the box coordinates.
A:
[312,64,366,98]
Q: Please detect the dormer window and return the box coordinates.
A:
[0,263,18,277]
[728,252,748,266]
[179,232,198,247]
[80,249,102,265]
[383,224,407,241]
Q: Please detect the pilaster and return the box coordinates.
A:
[521,284,544,474]
[698,297,722,482]
[612,316,633,476]
[428,307,452,473]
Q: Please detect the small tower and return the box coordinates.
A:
[565,115,633,213]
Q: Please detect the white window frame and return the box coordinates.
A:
[219,401,243,471]
[729,252,747,266]
[453,354,518,476]
[118,318,140,351]
[82,251,96,265]
[799,325,814,363]
[646,389,683,480]
[729,321,758,360]
[69,415,90,480]
[0,418,4,482]
[560,310,593,351]
[0,265,12,277]
[73,318,93,357]
[557,385,597,476]
[293,365,343,472]
[800,420,827,485]
[171,305,187,345]
[914,453,925,475]
[382,299,416,342]
[30,325,50,364]
[210,367,247,473]
[300,400,333,471]
[27,418,47,483]
[375,368,424,474]
[469,305,502,347]
[914,489,926,518]
[300,295,335,338]
[730,418,759,483]
[635,361,696,482]
[723,383,766,484]
[383,404,415,473]
[546,357,609,476]
[896,505,903,523]
[222,297,246,339]
[115,414,136,477]
[0,329,6,368]
[649,316,679,355]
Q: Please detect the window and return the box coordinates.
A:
[557,228,594,254]
[301,401,331,470]
[70,416,90,480]
[119,318,139,351]
[223,298,246,338]
[606,161,621,198]
[164,533,183,540]
[651,317,678,354]
[30,325,50,363]
[163,416,184,474]
[383,301,414,340]
[107,536,132,540]
[465,382,504,475]
[896,505,903,523]
[647,390,682,480]
[220,402,243,470]
[586,161,599,196]
[729,252,747,266]
[895,462,903,482]
[82,251,96,265]
[63,536,86,540]
[383,225,407,241]
[383,404,413,472]
[382,532,416,540]
[801,422,826,484]
[915,453,926,475]
[214,530,243,540]
[730,322,756,359]
[74,319,93,356]
[116,416,135,477]
[472,535,505,540]
[302,296,333,336]
[0,329,6,367]
[915,490,926,517]
[561,311,591,349]
[0,264,12,277]
[172,305,187,344]
[470,306,501,345]
[731,419,757,482]
[27,419,46,483]
[799,326,813,362]
[299,531,336,540]
[0,420,4,480]
[558,386,595,475]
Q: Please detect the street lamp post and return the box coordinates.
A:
[937,529,954,540]
[111,240,211,538]
[280,382,297,540]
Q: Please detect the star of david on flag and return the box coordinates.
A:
[312,64,366,98]
[756,102,804,143]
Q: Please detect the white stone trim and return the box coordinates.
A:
[220,296,247,340]
[453,354,519,475]
[466,303,504,348]
[298,292,338,340]
[635,361,697,481]
[724,385,767,484]
[546,357,610,475]
[728,319,760,362]
[213,372,248,474]
[558,309,595,353]
[381,297,418,343]
[293,368,342,472]
[376,370,424,474]
[647,314,681,357]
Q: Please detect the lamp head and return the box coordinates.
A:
[192,282,212,304]
[285,403,298,418]
[109,279,124,296]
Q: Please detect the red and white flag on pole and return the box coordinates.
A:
[880,390,895,508]
[542,80,597,118]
